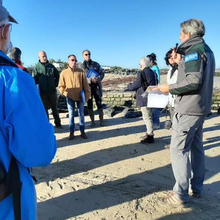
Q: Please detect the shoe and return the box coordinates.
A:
[68,133,74,140]
[159,191,186,205]
[81,132,88,139]
[140,135,154,144]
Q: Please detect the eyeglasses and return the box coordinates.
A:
[70,59,77,62]
[84,53,90,56]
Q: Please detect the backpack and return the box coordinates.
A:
[0,55,22,220]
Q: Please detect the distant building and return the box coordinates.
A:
[102,66,111,70]
[53,62,65,69]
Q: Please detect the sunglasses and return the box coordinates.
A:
[70,59,77,62]
[84,53,90,56]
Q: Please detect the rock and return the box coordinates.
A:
[103,105,116,117]
[124,108,142,118]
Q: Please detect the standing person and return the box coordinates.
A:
[164,48,178,122]
[158,19,215,204]
[0,1,57,219]
[8,47,29,73]
[163,49,179,149]
[58,54,90,140]
[33,51,62,128]
[147,53,160,129]
[127,57,157,143]
[82,49,105,127]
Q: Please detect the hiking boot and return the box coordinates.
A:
[81,132,88,139]
[140,135,154,144]
[68,133,74,140]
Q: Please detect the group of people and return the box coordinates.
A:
[33,50,105,140]
[10,49,105,140]
[0,0,216,219]
[128,19,215,205]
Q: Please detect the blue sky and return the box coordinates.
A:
[4,0,220,69]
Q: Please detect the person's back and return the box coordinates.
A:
[0,2,57,219]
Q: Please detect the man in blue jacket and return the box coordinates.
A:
[127,57,157,143]
[0,1,57,219]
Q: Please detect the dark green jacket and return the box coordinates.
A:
[169,36,215,115]
[33,61,59,94]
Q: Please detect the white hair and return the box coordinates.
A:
[140,57,151,68]
[181,19,205,37]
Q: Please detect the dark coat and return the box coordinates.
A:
[33,61,59,95]
[127,67,156,107]
[82,60,104,98]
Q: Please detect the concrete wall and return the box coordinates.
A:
[102,92,136,108]
[101,91,220,110]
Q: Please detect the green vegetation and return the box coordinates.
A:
[215,72,220,77]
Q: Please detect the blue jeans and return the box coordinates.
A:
[153,108,160,125]
[66,97,85,134]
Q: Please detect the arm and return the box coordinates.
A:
[169,51,204,95]
[58,72,68,97]
[82,72,91,102]
[97,63,105,81]
[127,73,142,91]
[53,66,60,87]
[4,68,57,167]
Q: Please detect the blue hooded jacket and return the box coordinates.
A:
[0,51,57,220]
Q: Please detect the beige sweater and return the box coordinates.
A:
[58,67,90,102]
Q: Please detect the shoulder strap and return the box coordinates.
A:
[0,56,18,68]
[6,156,22,220]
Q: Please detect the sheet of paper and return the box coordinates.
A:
[146,87,169,108]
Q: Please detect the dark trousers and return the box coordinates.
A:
[87,89,102,110]
[40,92,61,126]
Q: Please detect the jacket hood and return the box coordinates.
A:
[177,36,204,55]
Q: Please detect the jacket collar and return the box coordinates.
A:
[177,36,204,55]
[38,60,49,66]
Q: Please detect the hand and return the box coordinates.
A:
[158,84,169,93]
[91,78,98,83]
[172,49,182,64]
[151,86,160,92]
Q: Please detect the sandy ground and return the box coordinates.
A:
[35,109,220,220]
